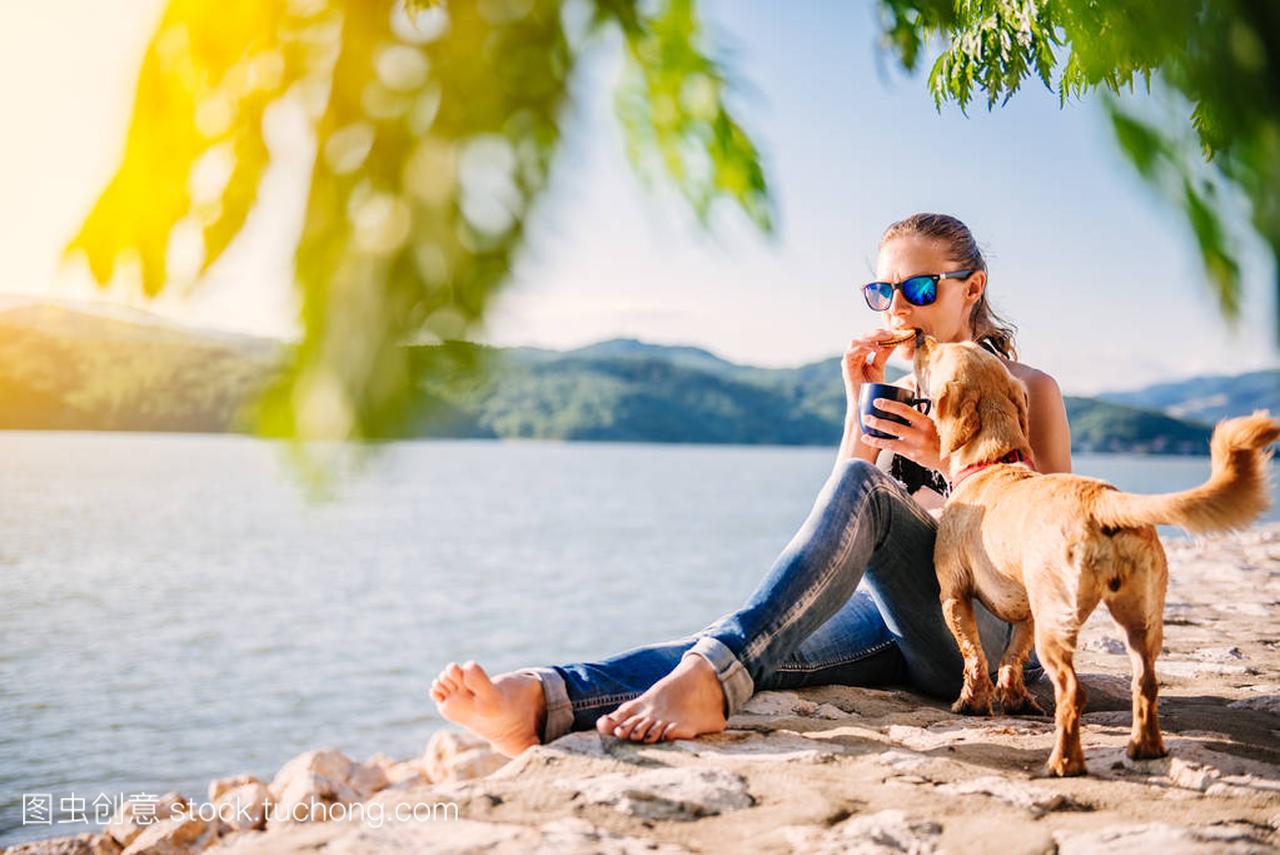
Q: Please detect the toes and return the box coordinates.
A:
[459,661,497,699]
[661,720,691,740]
[643,720,668,743]
[436,663,464,693]
[596,713,620,736]
[628,717,654,741]
[614,714,645,739]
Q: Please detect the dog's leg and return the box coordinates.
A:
[1107,592,1168,761]
[1121,622,1166,760]
[941,595,994,716]
[1036,627,1088,776]
[995,619,1045,716]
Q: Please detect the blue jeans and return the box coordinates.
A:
[521,458,1043,742]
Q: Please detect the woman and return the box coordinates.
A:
[430,213,1073,757]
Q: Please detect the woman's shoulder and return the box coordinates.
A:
[993,353,1059,397]
[1002,358,1039,381]
[1005,361,1062,400]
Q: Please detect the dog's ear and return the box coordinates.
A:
[937,380,979,457]
[1009,378,1031,441]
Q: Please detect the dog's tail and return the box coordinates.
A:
[1091,410,1280,535]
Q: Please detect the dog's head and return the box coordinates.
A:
[912,335,1031,475]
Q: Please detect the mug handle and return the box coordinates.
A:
[911,397,931,416]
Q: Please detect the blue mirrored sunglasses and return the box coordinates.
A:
[862,269,977,311]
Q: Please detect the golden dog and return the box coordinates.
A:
[911,336,1279,776]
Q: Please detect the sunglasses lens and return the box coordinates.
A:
[902,275,937,306]
[863,282,891,310]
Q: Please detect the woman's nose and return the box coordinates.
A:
[889,287,914,313]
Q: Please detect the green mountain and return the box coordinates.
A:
[407,344,896,445]
[0,302,1256,455]
[1061,396,1215,455]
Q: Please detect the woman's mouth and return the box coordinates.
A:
[881,327,923,347]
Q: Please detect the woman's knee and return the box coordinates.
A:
[833,458,886,495]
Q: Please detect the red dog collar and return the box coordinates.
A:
[948,449,1036,495]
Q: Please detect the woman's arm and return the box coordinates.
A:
[835,416,880,468]
[1026,371,1072,475]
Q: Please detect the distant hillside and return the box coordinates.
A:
[404,343,907,445]
[0,303,1257,455]
[0,303,279,432]
[1096,369,1279,427]
[1061,396,1214,455]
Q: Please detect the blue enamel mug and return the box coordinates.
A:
[857,382,932,440]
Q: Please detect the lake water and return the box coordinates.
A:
[2,432,1276,846]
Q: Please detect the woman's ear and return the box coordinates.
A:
[966,270,986,306]
[937,381,980,458]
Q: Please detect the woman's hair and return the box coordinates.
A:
[879,212,1019,362]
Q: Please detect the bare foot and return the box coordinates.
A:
[429,660,545,758]
[595,652,727,743]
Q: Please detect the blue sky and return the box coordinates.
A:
[1,0,1276,394]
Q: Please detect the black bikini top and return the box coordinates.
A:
[890,452,951,498]
[886,337,1004,497]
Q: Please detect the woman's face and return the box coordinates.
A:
[874,234,985,359]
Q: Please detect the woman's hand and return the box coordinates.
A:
[859,397,946,473]
[842,329,908,415]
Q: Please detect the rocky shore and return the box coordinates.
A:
[8,524,1280,855]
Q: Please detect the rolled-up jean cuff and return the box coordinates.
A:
[682,636,754,718]
[517,667,574,744]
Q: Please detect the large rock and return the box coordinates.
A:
[211,782,272,833]
[205,776,259,804]
[936,776,1077,817]
[1055,822,1274,854]
[421,730,508,782]
[381,761,427,788]
[268,771,361,828]
[2,834,121,854]
[105,794,190,848]
[779,809,944,854]
[347,763,388,800]
[266,749,363,828]
[267,749,354,800]
[119,812,218,855]
[553,767,754,820]
[738,690,849,720]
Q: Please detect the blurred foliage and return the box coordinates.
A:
[876,0,1280,344]
[608,0,772,230]
[65,0,772,449]
[66,0,1277,458]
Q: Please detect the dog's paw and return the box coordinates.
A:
[1125,739,1168,761]
[1044,753,1088,778]
[996,690,1046,717]
[950,695,994,716]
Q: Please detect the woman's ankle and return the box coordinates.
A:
[511,669,549,743]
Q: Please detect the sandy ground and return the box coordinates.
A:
[9,523,1280,854]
